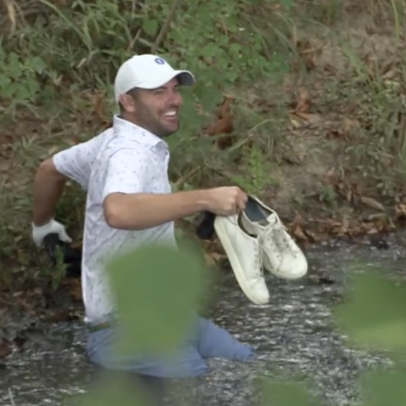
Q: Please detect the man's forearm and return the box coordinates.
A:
[103,189,211,230]
[32,158,67,226]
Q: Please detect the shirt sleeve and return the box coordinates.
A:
[102,148,152,200]
[52,136,102,190]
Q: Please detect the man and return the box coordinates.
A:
[31,54,255,379]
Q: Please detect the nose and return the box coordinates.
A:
[169,90,182,106]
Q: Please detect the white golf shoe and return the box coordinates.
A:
[214,214,270,305]
[240,195,308,280]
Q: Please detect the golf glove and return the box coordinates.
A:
[32,219,72,247]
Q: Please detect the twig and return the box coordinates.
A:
[173,165,202,190]
[8,388,16,406]
[151,0,181,54]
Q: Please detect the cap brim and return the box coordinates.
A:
[174,70,195,86]
[138,70,195,90]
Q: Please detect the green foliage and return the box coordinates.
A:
[0,45,46,116]
[332,267,406,355]
[261,377,323,406]
[104,242,209,356]
[229,144,277,195]
[62,240,406,406]
[358,368,406,406]
[0,0,292,182]
[3,2,406,402]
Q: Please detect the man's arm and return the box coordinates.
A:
[32,158,67,226]
[104,190,211,231]
[51,134,106,190]
[32,135,103,226]
[102,149,246,230]
[102,148,211,230]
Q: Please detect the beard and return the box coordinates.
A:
[133,99,180,138]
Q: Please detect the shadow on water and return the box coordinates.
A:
[1,237,406,405]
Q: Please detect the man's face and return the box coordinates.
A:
[120,77,182,138]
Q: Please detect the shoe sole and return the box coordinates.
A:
[263,252,308,280]
[214,217,270,305]
[267,266,308,280]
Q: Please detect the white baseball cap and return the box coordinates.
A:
[114,54,195,103]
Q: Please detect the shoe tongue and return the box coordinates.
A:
[265,213,278,226]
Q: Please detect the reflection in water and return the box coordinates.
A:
[1,240,404,405]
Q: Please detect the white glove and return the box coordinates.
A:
[32,219,72,247]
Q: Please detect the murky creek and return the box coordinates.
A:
[1,236,405,406]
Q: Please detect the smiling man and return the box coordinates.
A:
[31,54,254,381]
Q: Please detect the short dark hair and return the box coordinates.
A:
[118,87,140,112]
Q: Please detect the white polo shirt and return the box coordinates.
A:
[52,116,176,323]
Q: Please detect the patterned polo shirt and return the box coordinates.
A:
[52,115,176,323]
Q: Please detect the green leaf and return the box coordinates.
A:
[29,56,46,74]
[26,77,40,95]
[79,372,153,406]
[359,368,406,406]
[142,19,159,37]
[261,377,323,406]
[105,243,208,356]
[8,52,20,70]
[1,82,16,99]
[15,84,32,101]
[332,268,406,353]
[0,74,11,90]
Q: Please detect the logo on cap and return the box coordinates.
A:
[155,58,165,65]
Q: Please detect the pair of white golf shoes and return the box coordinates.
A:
[214,195,308,305]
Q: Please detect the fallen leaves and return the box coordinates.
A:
[395,203,406,220]
[359,196,385,212]
[290,36,322,73]
[205,96,235,150]
[290,86,322,124]
[328,177,387,213]
[0,339,13,359]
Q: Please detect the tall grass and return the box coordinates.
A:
[0,0,406,272]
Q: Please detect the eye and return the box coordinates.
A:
[153,88,165,97]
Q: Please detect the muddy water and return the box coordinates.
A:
[1,237,405,406]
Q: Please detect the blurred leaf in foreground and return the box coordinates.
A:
[332,268,406,353]
[77,372,156,406]
[261,377,323,406]
[358,367,406,406]
[104,242,208,356]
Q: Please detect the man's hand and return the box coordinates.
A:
[32,219,72,247]
[205,186,248,216]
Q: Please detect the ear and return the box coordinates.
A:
[118,94,137,113]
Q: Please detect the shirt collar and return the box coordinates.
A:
[112,115,169,152]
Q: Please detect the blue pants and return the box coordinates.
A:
[86,316,255,378]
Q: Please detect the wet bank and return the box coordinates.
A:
[1,235,405,406]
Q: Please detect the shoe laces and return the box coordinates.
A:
[261,215,300,258]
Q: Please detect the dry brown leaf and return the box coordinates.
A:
[342,118,360,135]
[293,112,322,122]
[291,224,308,241]
[0,339,12,359]
[382,70,397,80]
[395,203,406,218]
[294,86,311,113]
[93,92,106,122]
[4,0,16,33]
[64,280,82,302]
[204,252,226,267]
[290,118,301,128]
[205,97,234,149]
[297,41,316,70]
[359,196,385,211]
[325,129,340,139]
